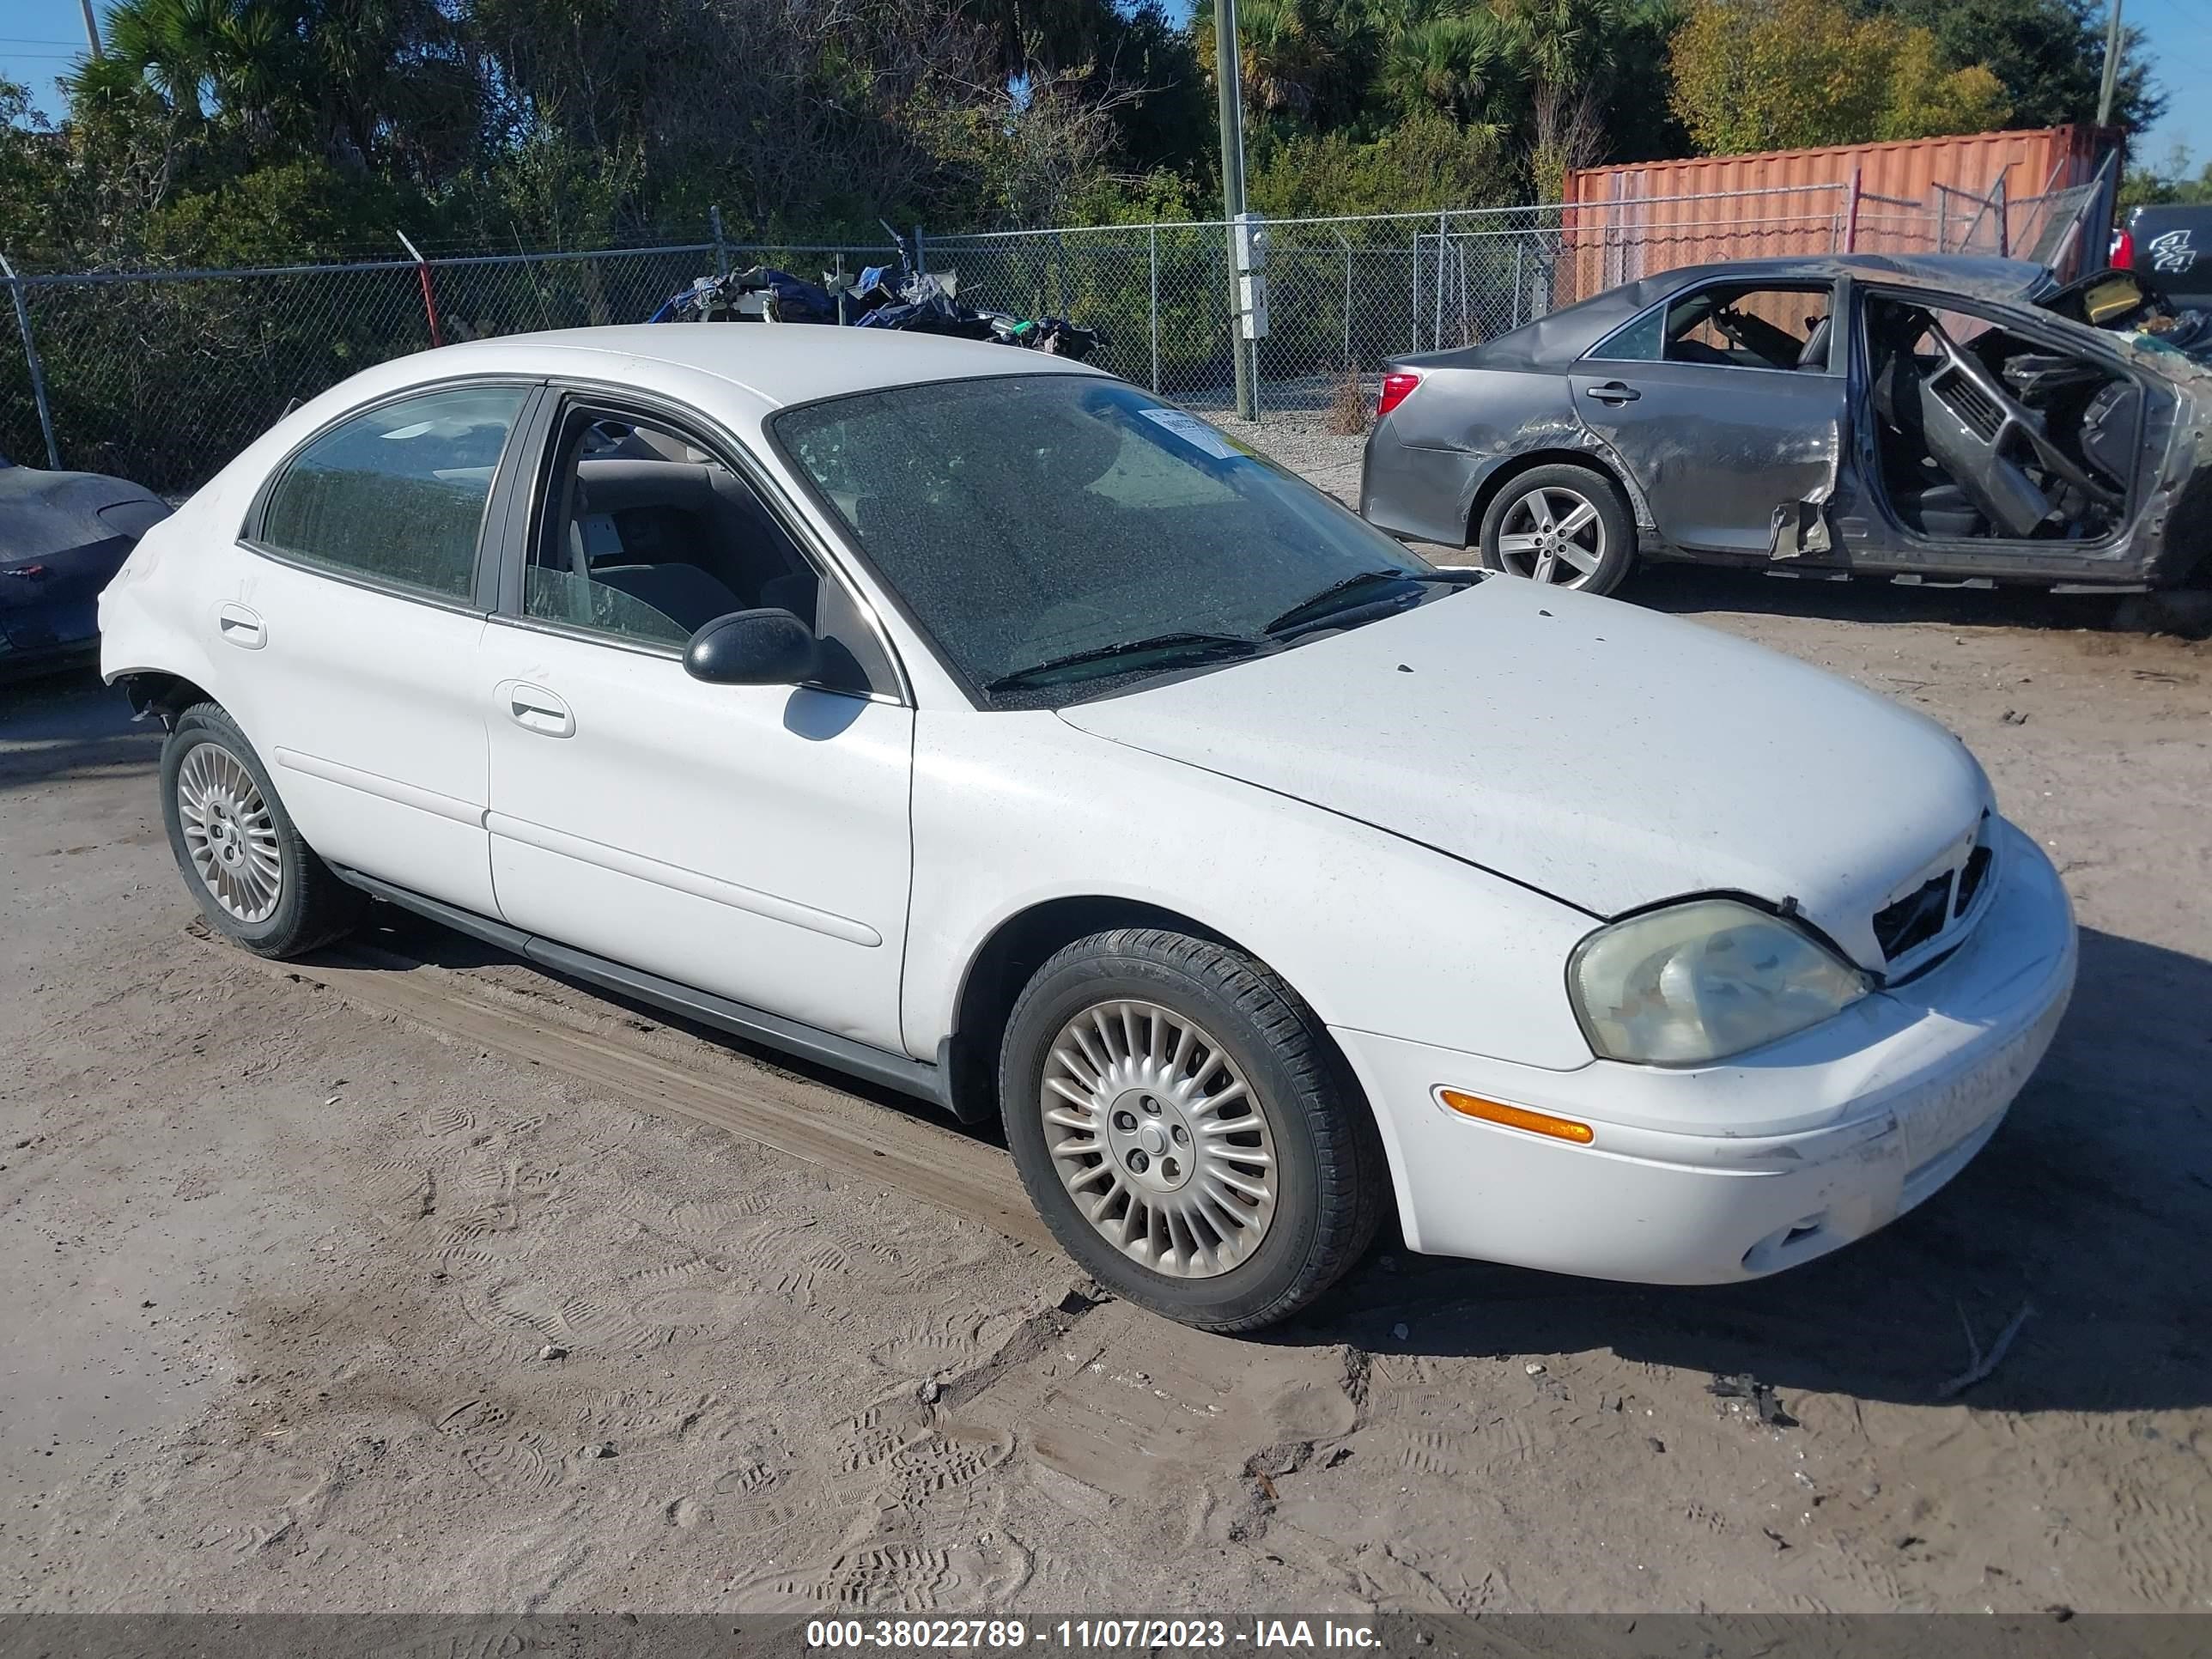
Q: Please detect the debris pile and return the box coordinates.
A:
[647,231,1100,361]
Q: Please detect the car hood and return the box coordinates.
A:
[1057,578,1990,971]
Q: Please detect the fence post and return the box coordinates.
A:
[1147,224,1160,395]
[1335,229,1352,367]
[1,255,61,471]
[1410,229,1420,352]
[711,206,729,277]
[1995,176,2009,258]
[396,231,443,348]
[1433,210,1446,348]
[1936,191,1948,253]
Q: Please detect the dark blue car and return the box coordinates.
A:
[0,452,169,680]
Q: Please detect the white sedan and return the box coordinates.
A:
[100,326,2076,1330]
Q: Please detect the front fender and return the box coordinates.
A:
[902,709,1599,1074]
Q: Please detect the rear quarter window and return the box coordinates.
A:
[257,386,526,601]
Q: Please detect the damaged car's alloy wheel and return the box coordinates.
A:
[1000,927,1385,1332]
[1479,465,1635,595]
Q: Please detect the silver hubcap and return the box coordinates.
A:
[1497,486,1604,586]
[176,742,283,923]
[1040,1000,1279,1278]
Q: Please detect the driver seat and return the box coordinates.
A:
[1891,481,1983,538]
[1796,315,1832,371]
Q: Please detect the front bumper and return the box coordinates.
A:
[1332,818,2076,1285]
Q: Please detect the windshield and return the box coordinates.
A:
[771,375,1439,700]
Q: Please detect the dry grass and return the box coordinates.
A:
[1326,363,1371,436]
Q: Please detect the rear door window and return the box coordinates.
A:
[256,385,528,602]
[1592,283,1835,372]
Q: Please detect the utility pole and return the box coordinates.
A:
[1213,0,1255,420]
[78,0,104,58]
[2096,0,2123,128]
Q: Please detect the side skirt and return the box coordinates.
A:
[328,864,956,1114]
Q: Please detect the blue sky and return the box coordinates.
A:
[4,0,2206,170]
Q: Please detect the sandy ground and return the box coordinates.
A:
[3,474,2210,1614]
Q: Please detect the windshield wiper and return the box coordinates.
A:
[1261,567,1481,636]
[984,630,1263,692]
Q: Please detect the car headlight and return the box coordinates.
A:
[1568,898,1870,1066]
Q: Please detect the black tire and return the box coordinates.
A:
[1000,928,1385,1332]
[160,702,363,958]
[1477,461,1638,597]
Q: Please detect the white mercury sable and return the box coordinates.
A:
[100,326,2076,1330]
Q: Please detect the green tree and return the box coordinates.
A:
[1194,0,1356,121]
[2121,145,2212,210]
[1589,0,1687,166]
[1091,0,1214,179]
[1249,108,1514,215]
[1377,6,1523,131]
[1877,0,2161,135]
[95,0,474,180]
[1668,0,2011,155]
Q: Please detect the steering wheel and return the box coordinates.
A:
[1922,320,2123,507]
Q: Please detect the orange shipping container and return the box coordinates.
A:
[1559,125,2112,296]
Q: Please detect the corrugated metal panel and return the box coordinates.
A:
[1558,127,2111,301]
[1569,126,2101,205]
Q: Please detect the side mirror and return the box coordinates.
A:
[684,608,823,685]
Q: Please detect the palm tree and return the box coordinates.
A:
[96,0,469,177]
[1377,2,1522,129]
[1195,0,1347,119]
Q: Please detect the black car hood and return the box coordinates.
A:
[0,465,169,566]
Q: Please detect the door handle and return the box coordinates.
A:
[1585,381,1641,404]
[501,680,574,738]
[216,602,266,649]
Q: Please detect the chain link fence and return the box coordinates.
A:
[0,241,911,494]
[4,174,2112,493]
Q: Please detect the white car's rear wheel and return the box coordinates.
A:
[159,702,363,958]
[1000,928,1384,1331]
[175,741,283,923]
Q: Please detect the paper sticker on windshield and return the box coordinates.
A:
[1138,407,1248,461]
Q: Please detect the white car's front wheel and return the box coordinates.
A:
[1000,928,1384,1331]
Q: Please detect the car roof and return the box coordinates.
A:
[1444,253,2054,369]
[1626,252,2052,306]
[400,324,1109,410]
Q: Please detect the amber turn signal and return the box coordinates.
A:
[1437,1089,1595,1145]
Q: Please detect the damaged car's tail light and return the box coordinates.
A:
[1377,370,1424,417]
[2112,228,2135,270]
